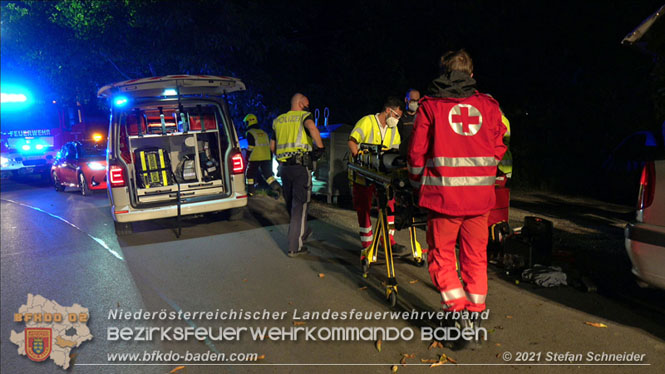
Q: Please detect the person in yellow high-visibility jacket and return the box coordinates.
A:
[243,113,281,197]
[348,96,406,253]
[270,93,324,257]
[498,113,513,179]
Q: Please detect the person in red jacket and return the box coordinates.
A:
[408,50,507,323]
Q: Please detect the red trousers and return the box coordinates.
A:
[427,211,489,312]
[353,183,396,248]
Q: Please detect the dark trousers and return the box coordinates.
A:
[246,160,275,185]
[281,164,311,253]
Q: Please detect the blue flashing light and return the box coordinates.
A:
[1,93,27,103]
[163,88,177,96]
[21,144,31,151]
[0,84,33,112]
[35,144,44,150]
[113,96,129,107]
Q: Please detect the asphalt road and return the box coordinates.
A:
[1,177,664,374]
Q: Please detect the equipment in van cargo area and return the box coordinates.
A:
[177,154,198,182]
[146,109,178,134]
[134,147,175,188]
[100,75,249,236]
[189,111,217,131]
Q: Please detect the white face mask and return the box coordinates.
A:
[408,101,419,112]
[386,116,399,128]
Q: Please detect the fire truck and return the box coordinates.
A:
[1,83,105,179]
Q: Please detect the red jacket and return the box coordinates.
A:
[407,92,507,216]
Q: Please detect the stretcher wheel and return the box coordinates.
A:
[388,291,397,307]
[361,259,369,278]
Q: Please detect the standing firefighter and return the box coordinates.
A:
[271,93,324,257]
[243,113,281,198]
[348,97,407,253]
[408,50,507,340]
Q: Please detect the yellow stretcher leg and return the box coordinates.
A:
[360,207,398,306]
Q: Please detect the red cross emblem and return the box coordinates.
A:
[448,104,483,136]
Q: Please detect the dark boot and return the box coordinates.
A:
[270,181,283,200]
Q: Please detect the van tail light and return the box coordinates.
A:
[637,161,655,210]
[230,150,245,175]
[108,162,127,188]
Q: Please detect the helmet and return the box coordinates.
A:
[243,114,258,127]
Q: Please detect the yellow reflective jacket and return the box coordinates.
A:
[498,113,513,176]
[348,114,401,185]
[272,111,313,162]
[246,128,271,161]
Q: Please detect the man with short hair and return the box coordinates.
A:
[271,93,324,257]
[408,49,507,339]
[348,97,407,254]
[398,89,420,157]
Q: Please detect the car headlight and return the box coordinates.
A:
[1,157,8,167]
[87,161,106,170]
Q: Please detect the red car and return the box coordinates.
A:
[52,140,107,196]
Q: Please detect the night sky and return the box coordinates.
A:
[1,0,664,200]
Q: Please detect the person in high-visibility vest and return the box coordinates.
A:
[498,113,513,179]
[348,96,407,254]
[270,93,324,257]
[408,50,507,347]
[243,113,281,198]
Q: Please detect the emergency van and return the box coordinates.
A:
[98,75,248,236]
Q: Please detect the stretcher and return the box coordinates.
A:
[348,144,426,307]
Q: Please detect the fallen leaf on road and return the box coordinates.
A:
[391,364,399,372]
[288,301,293,305]
[420,359,438,364]
[376,339,382,352]
[242,279,248,282]
[506,315,513,319]
[446,356,457,364]
[318,273,325,278]
[400,356,407,366]
[257,354,265,360]
[359,286,368,291]
[401,353,415,359]
[428,341,443,350]
[170,366,186,373]
[409,280,419,284]
[495,343,502,347]
[430,361,446,367]
[584,322,608,328]
[293,321,306,326]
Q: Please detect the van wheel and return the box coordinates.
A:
[114,221,133,236]
[53,172,65,192]
[79,172,91,196]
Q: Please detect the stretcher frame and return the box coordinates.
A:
[348,161,425,307]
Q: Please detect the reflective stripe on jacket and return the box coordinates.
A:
[348,114,401,185]
[407,92,507,215]
[247,128,271,161]
[349,114,401,149]
[272,111,313,161]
